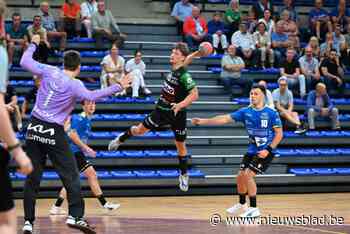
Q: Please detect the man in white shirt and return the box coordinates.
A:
[80,0,97,38]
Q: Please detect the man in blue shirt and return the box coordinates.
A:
[50,100,120,215]
[192,84,283,218]
[171,0,193,35]
[309,0,332,40]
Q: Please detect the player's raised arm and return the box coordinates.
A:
[191,114,234,126]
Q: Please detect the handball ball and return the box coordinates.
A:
[199,42,213,56]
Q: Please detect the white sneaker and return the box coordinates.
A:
[108,133,123,151]
[179,173,189,192]
[66,216,96,234]
[49,205,67,215]
[22,221,33,234]
[143,87,152,95]
[240,207,261,218]
[103,202,121,210]
[226,203,248,215]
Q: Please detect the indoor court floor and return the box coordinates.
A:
[15,193,350,234]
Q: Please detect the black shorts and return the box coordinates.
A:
[240,152,275,174]
[142,107,187,142]
[0,146,15,212]
[74,151,92,173]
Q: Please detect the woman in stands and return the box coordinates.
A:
[278,9,300,52]
[307,36,321,59]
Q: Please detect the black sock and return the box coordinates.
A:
[55,197,64,207]
[249,196,257,208]
[239,193,246,205]
[178,156,188,175]
[119,127,133,142]
[97,194,107,206]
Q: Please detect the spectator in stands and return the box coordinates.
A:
[92,0,127,49]
[258,80,274,109]
[280,48,306,98]
[333,24,348,66]
[344,24,350,67]
[231,22,258,68]
[320,48,345,95]
[299,46,321,91]
[254,21,274,68]
[100,43,125,95]
[272,77,306,134]
[307,82,340,130]
[258,9,275,37]
[278,9,300,51]
[246,8,259,34]
[271,21,290,65]
[309,0,332,40]
[208,12,228,54]
[307,36,321,59]
[5,13,28,66]
[21,76,41,118]
[171,0,193,36]
[125,50,152,98]
[60,0,81,38]
[39,1,67,52]
[27,15,50,63]
[320,32,340,58]
[330,0,349,34]
[80,0,97,38]
[5,84,22,131]
[279,0,298,22]
[183,6,209,51]
[251,0,274,20]
[220,45,252,97]
[224,0,241,38]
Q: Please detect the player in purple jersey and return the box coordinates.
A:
[21,35,132,234]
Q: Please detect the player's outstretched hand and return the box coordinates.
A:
[83,145,97,158]
[171,103,182,116]
[12,147,33,175]
[31,34,41,46]
[119,73,133,89]
[191,118,202,126]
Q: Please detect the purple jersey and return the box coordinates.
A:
[20,44,122,125]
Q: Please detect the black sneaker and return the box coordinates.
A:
[66,216,96,234]
[294,126,307,135]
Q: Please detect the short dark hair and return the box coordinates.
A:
[174,42,190,57]
[12,12,21,19]
[251,83,266,96]
[134,49,142,57]
[329,48,337,53]
[63,50,81,71]
[33,15,41,20]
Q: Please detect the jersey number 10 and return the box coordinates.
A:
[261,120,268,128]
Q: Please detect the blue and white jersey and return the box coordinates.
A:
[69,113,92,153]
[230,105,282,154]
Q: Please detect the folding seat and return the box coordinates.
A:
[157,131,174,138]
[110,170,136,179]
[334,168,350,175]
[311,168,335,175]
[15,172,27,180]
[166,150,178,157]
[144,150,167,157]
[96,171,113,179]
[276,149,296,156]
[188,169,205,177]
[289,168,315,175]
[316,148,337,156]
[133,170,159,178]
[295,149,317,156]
[42,171,59,180]
[123,150,145,158]
[97,151,124,158]
[157,169,179,178]
[336,148,350,155]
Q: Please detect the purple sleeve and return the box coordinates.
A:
[20,43,51,76]
[73,80,123,101]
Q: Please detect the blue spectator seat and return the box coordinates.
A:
[311,168,335,175]
[334,168,350,175]
[110,170,137,179]
[289,168,315,175]
[133,170,159,178]
[96,171,113,179]
[42,172,59,180]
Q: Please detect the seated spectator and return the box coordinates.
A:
[307,83,340,130]
[278,9,300,51]
[60,0,81,38]
[246,8,258,34]
[258,9,275,37]
[280,48,306,98]
[254,22,274,68]
[39,1,67,52]
[320,32,340,58]
[299,46,322,91]
[224,0,241,38]
[5,13,28,66]
[307,36,320,59]
[21,76,41,118]
[231,22,258,68]
[271,21,290,65]
[92,0,127,49]
[100,44,125,95]
[220,45,252,97]
[333,24,347,65]
[251,0,274,20]
[344,24,350,67]
[80,0,97,38]
[258,80,274,109]
[320,49,344,95]
[208,12,228,54]
[125,50,151,98]
[183,6,209,51]
[279,0,298,23]
[5,84,22,131]
[272,77,306,134]
[330,0,349,34]
[309,0,332,40]
[27,15,50,63]
[171,0,193,36]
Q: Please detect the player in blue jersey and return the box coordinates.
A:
[50,100,120,215]
[192,84,283,218]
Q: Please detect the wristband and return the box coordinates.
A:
[7,142,21,153]
[266,145,273,153]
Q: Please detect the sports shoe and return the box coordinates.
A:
[240,207,261,218]
[22,221,33,234]
[179,173,189,192]
[226,203,248,215]
[142,87,152,95]
[66,216,96,234]
[49,205,67,215]
[103,202,121,210]
[294,126,307,135]
[108,133,123,151]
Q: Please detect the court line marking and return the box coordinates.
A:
[284,224,348,234]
